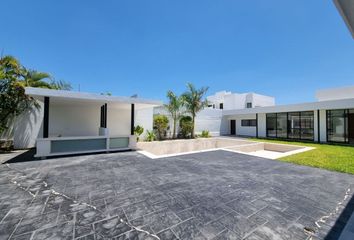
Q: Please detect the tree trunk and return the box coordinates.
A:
[191,115,195,138]
[173,116,177,139]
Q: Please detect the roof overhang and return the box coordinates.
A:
[25,87,163,109]
[334,0,354,38]
[223,98,354,116]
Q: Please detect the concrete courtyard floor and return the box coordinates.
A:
[0,150,353,240]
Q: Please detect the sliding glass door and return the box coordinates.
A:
[266,111,314,141]
[327,109,348,143]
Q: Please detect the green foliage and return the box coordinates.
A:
[153,115,169,140]
[134,125,144,141]
[164,90,183,139]
[251,138,354,175]
[0,56,35,134]
[145,130,156,142]
[181,83,209,138]
[0,55,72,135]
[200,130,211,138]
[179,115,193,138]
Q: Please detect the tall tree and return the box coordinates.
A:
[181,83,209,138]
[0,56,36,133]
[0,55,72,134]
[164,90,183,138]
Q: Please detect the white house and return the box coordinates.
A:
[223,86,354,144]
[206,91,275,110]
[14,87,161,157]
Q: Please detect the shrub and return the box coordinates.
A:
[153,115,169,140]
[134,125,144,142]
[145,130,156,142]
[200,130,211,138]
[179,116,193,138]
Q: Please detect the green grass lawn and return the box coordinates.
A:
[251,138,354,175]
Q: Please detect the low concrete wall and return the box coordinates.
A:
[264,143,303,153]
[225,143,265,153]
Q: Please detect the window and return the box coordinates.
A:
[241,119,257,127]
[327,109,348,143]
[246,102,252,108]
[266,113,277,137]
[266,111,314,140]
[219,103,223,109]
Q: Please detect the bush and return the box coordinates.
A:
[153,115,169,140]
[145,130,156,142]
[179,116,193,138]
[200,130,211,138]
[134,125,144,142]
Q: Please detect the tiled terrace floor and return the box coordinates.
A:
[0,150,353,240]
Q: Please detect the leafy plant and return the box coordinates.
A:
[200,130,211,138]
[145,130,156,142]
[181,83,209,138]
[0,55,72,135]
[179,115,193,138]
[0,56,36,134]
[164,90,183,139]
[153,115,169,140]
[134,125,144,141]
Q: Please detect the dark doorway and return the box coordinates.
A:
[348,112,354,144]
[230,120,236,135]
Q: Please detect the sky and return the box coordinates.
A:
[1,0,354,104]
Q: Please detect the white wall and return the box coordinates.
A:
[235,114,257,137]
[107,107,131,136]
[252,93,275,107]
[14,99,44,149]
[49,104,100,137]
[195,109,223,136]
[258,113,267,137]
[319,109,327,142]
[316,86,354,101]
[135,108,154,138]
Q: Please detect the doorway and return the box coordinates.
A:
[230,120,236,135]
[349,111,354,144]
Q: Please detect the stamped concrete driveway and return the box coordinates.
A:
[0,150,353,240]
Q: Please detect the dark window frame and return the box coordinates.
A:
[326,109,349,143]
[241,119,257,127]
[266,111,314,141]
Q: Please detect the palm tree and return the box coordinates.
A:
[164,90,183,138]
[181,83,209,138]
[23,70,52,88]
[22,69,72,90]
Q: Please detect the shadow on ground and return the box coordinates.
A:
[325,194,354,240]
[3,148,36,163]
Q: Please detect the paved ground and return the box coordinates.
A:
[0,150,353,240]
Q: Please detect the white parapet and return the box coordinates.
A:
[35,135,135,158]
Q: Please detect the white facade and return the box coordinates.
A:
[207,91,275,110]
[13,88,161,157]
[316,85,354,101]
[153,106,223,137]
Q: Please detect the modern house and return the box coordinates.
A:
[206,91,275,110]
[14,87,161,157]
[223,86,354,144]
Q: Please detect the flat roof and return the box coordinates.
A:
[25,87,162,106]
[223,97,354,116]
[334,0,354,38]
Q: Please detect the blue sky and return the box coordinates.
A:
[1,0,354,104]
